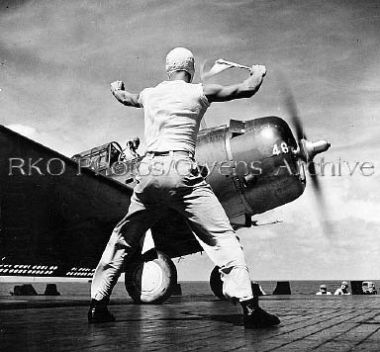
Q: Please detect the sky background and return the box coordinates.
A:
[0,0,379,281]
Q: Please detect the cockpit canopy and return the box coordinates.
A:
[72,141,124,174]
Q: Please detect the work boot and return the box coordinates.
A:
[241,297,280,328]
[88,298,115,323]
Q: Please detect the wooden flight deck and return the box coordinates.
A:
[1,294,380,351]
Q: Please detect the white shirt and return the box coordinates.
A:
[334,288,351,295]
[139,80,210,154]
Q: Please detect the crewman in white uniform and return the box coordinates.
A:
[316,284,332,295]
[88,47,280,328]
[334,281,351,295]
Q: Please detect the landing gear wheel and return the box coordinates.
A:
[210,266,227,300]
[125,249,177,304]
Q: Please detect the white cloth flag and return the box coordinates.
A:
[201,59,251,80]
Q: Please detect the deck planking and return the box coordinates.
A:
[1,295,380,351]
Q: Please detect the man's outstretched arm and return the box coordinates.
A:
[203,64,266,103]
[110,80,142,108]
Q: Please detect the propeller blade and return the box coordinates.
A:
[284,90,306,141]
[308,161,332,237]
[279,72,332,237]
[308,160,320,191]
[277,71,307,142]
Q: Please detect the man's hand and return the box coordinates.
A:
[110,80,125,93]
[247,65,266,89]
[250,64,266,77]
[110,80,142,108]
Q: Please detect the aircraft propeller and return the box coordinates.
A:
[283,87,332,235]
[283,89,330,185]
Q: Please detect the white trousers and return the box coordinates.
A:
[91,155,253,302]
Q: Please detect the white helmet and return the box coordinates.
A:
[165,47,195,82]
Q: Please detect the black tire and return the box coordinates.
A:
[210,266,227,300]
[125,249,177,304]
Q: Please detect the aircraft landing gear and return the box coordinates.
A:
[125,249,177,304]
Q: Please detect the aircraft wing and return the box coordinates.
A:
[0,126,200,278]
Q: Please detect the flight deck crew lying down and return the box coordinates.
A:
[88,47,280,328]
